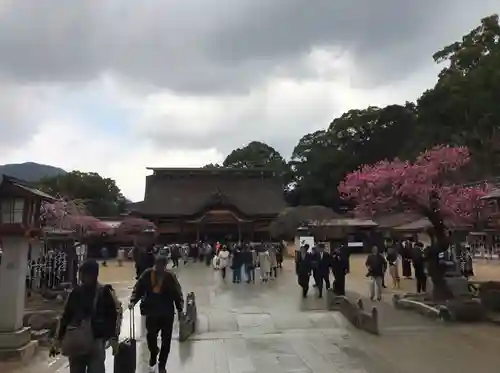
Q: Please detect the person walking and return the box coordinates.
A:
[117,247,125,267]
[170,245,180,268]
[276,243,284,269]
[412,243,428,293]
[217,246,230,281]
[365,246,386,301]
[400,240,413,279]
[128,256,184,373]
[313,244,331,298]
[100,247,109,267]
[204,243,214,267]
[386,246,400,289]
[295,245,312,298]
[258,246,271,283]
[231,245,243,283]
[268,245,278,279]
[51,259,122,373]
[331,247,347,296]
[137,246,156,279]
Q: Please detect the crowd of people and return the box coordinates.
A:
[213,242,284,283]
[294,243,348,299]
[364,239,475,301]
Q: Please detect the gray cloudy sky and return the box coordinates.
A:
[0,0,498,200]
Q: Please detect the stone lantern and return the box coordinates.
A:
[0,175,56,360]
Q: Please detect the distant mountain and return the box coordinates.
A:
[0,162,66,182]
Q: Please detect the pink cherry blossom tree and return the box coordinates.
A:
[339,145,492,251]
[115,217,156,236]
[41,199,111,235]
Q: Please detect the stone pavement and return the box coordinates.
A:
[10,259,500,373]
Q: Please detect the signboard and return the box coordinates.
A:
[299,236,315,252]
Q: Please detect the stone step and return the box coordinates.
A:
[30,329,51,346]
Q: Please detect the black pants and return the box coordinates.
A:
[314,273,330,297]
[298,274,309,297]
[402,259,412,277]
[416,275,427,293]
[135,264,142,280]
[145,315,174,369]
[333,274,345,296]
[171,257,179,267]
[272,267,277,278]
[221,267,227,280]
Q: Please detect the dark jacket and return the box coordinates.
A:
[130,268,184,317]
[241,250,253,266]
[295,252,312,276]
[365,254,386,277]
[231,249,243,269]
[57,283,121,341]
[138,250,155,273]
[313,252,332,276]
[331,253,347,276]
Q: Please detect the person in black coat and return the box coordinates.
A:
[312,244,331,298]
[138,246,156,276]
[400,240,413,279]
[231,246,243,283]
[295,245,312,298]
[276,243,284,268]
[331,247,347,296]
[412,243,427,293]
[129,256,184,373]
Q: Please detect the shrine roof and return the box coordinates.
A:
[132,169,287,216]
[146,167,279,177]
[0,174,56,201]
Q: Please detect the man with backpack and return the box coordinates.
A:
[128,255,184,373]
[50,259,122,373]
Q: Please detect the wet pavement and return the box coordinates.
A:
[32,261,500,373]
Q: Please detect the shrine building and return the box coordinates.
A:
[129,167,287,243]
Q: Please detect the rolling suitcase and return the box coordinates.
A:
[113,308,137,373]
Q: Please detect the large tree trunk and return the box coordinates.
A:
[425,209,454,301]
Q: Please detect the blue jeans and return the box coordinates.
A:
[245,265,255,283]
[232,265,242,283]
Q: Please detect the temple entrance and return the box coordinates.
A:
[186,209,251,243]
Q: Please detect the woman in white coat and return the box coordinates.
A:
[258,247,271,283]
[217,246,230,281]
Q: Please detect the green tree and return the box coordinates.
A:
[290,105,417,208]
[202,163,222,168]
[38,171,126,217]
[417,14,500,178]
[223,141,288,172]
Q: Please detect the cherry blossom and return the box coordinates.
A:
[338,145,493,227]
[115,217,156,236]
[41,199,111,234]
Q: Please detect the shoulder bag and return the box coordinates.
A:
[61,285,101,357]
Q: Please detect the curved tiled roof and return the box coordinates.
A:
[134,171,286,217]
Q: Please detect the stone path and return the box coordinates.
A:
[13,259,500,373]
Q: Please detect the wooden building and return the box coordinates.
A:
[129,167,287,243]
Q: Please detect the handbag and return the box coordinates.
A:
[61,285,101,357]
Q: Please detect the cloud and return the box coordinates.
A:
[0,0,498,93]
[0,0,498,201]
